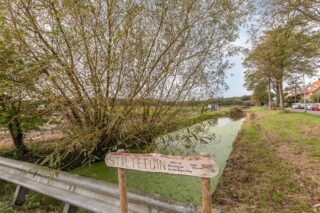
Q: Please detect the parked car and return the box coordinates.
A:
[292,103,304,109]
[311,105,320,111]
[306,103,315,110]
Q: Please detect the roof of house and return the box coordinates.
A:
[301,80,320,94]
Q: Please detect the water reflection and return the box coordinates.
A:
[155,116,245,201]
[156,116,244,157]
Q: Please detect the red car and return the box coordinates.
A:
[311,105,320,111]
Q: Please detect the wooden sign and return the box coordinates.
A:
[105,152,219,178]
[105,150,218,213]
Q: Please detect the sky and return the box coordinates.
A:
[222,28,252,98]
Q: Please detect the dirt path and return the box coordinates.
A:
[263,130,320,186]
[0,130,65,149]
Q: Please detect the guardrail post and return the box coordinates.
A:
[201,153,212,213]
[13,185,29,205]
[117,149,128,213]
[63,203,78,213]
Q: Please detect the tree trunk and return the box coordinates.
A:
[142,105,150,122]
[8,117,27,155]
[275,81,280,107]
[279,79,284,111]
[268,77,272,110]
[294,85,297,103]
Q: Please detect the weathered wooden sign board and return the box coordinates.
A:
[105,152,219,178]
[105,150,219,213]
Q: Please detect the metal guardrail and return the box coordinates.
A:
[0,156,201,213]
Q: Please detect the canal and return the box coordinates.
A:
[72,117,245,204]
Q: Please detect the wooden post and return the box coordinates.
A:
[117,150,128,213]
[13,185,29,206]
[63,203,78,213]
[201,153,212,213]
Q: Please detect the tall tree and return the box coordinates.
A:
[244,20,319,110]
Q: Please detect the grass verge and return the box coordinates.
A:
[213,110,320,212]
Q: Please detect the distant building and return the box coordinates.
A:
[285,89,301,100]
[285,79,320,102]
[207,104,219,111]
[300,79,320,101]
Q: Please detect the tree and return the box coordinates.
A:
[244,20,319,110]
[281,0,320,23]
[244,69,270,106]
[311,93,320,103]
[285,75,303,103]
[0,24,45,155]
[2,0,252,163]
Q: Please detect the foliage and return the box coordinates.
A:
[280,0,320,23]
[244,20,319,109]
[1,0,253,164]
[311,92,320,103]
[0,19,46,155]
[244,70,269,105]
[204,95,252,107]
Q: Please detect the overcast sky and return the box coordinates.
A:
[222,28,252,98]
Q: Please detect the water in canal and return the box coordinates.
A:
[72,117,245,204]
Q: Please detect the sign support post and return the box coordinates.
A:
[201,153,212,213]
[117,150,128,213]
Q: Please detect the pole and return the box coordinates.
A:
[201,153,212,213]
[117,150,128,213]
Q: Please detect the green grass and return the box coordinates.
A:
[213,111,319,212]
[259,111,320,158]
[165,111,222,133]
[0,181,15,212]
[250,106,269,112]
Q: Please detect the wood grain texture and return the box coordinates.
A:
[201,178,212,213]
[118,168,128,213]
[105,152,219,178]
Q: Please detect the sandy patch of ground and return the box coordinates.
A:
[0,130,65,149]
[263,130,320,192]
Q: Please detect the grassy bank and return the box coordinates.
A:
[213,109,320,212]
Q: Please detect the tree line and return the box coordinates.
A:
[244,0,320,109]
